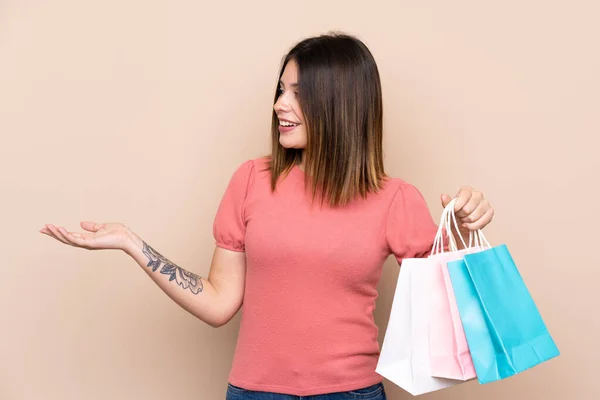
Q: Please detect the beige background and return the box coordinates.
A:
[1,0,598,399]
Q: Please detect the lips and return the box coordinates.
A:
[278,120,299,134]
[279,118,300,127]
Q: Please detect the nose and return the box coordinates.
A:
[273,95,291,113]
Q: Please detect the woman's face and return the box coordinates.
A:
[274,60,307,151]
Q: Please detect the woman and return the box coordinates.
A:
[40,32,494,399]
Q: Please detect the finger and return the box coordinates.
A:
[456,191,482,218]
[59,228,92,248]
[58,227,79,244]
[440,194,452,208]
[57,226,80,246]
[81,221,103,232]
[40,225,56,238]
[463,208,495,231]
[453,187,473,215]
[459,199,489,225]
[46,225,73,246]
[42,225,65,242]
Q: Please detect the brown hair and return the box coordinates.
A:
[269,32,387,207]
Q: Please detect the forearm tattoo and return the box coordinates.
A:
[141,241,204,294]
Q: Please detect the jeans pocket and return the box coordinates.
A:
[226,383,250,400]
[346,382,385,399]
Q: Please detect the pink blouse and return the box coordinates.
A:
[213,157,438,396]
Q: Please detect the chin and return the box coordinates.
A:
[279,136,306,149]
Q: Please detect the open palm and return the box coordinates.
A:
[40,221,129,251]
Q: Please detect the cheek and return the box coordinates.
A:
[292,103,305,122]
[299,125,308,144]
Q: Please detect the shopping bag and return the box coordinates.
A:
[376,257,460,395]
[447,243,560,384]
[427,198,484,381]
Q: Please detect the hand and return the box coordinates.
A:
[441,187,494,231]
[40,221,132,252]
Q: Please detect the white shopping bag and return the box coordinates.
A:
[376,257,462,396]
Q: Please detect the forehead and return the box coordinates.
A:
[280,59,298,83]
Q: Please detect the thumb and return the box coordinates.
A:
[81,221,103,232]
[440,193,452,208]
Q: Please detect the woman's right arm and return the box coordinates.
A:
[124,229,246,328]
[42,222,245,328]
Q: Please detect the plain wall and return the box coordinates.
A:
[1,0,598,399]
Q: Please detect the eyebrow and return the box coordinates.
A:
[279,80,299,88]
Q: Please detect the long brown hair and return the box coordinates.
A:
[269,32,387,207]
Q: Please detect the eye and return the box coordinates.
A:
[276,87,299,99]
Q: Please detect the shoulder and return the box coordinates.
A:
[232,156,271,175]
[227,156,268,178]
[380,176,424,200]
[223,156,272,193]
[379,176,432,217]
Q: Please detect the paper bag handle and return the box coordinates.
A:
[431,197,491,255]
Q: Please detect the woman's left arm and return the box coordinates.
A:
[441,188,495,250]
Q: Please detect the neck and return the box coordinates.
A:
[298,151,306,171]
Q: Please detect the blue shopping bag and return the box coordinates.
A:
[447,244,560,384]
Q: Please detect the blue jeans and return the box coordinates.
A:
[225,382,387,400]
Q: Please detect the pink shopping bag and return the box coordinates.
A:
[427,199,486,381]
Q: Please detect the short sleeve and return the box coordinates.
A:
[212,160,255,252]
[385,183,439,263]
